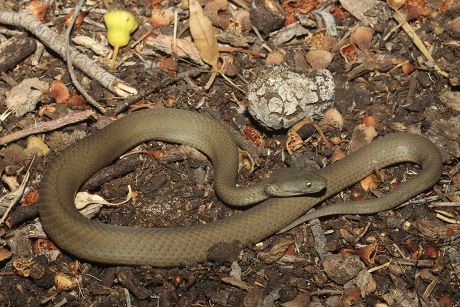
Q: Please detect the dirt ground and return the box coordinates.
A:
[0,0,459,306]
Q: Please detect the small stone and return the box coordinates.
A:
[305,49,333,69]
[247,65,335,130]
[266,50,284,65]
[322,254,364,285]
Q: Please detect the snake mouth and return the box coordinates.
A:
[264,183,326,197]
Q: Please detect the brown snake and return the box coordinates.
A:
[40,109,442,266]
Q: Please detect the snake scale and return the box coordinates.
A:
[40,109,442,266]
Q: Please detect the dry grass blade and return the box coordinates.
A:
[0,158,34,226]
[189,0,218,68]
[393,10,448,78]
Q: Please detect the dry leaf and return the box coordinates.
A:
[67,93,87,107]
[47,80,70,104]
[151,7,175,28]
[234,10,251,32]
[281,292,310,307]
[54,272,77,291]
[189,0,219,68]
[340,43,357,64]
[144,34,204,65]
[64,10,87,28]
[447,16,460,34]
[22,188,40,205]
[72,35,111,56]
[266,50,284,64]
[360,174,379,191]
[387,0,405,10]
[439,91,460,111]
[26,136,50,157]
[5,78,48,117]
[0,247,12,262]
[238,148,255,173]
[204,0,230,29]
[75,188,133,219]
[331,148,346,162]
[311,30,336,51]
[159,56,178,73]
[26,1,50,22]
[361,115,377,128]
[350,26,374,52]
[320,108,344,129]
[258,237,294,263]
[349,124,378,152]
[339,0,379,25]
[13,258,33,277]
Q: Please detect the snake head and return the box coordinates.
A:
[264,168,326,197]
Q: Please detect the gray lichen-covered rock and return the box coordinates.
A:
[247,65,335,130]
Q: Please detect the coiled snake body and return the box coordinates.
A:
[40,109,442,266]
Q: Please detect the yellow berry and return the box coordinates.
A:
[103,9,138,48]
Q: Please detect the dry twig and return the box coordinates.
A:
[0,110,95,146]
[65,0,105,113]
[0,159,33,225]
[108,68,207,115]
[0,9,138,97]
[392,10,448,78]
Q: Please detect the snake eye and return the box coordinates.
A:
[305,182,312,188]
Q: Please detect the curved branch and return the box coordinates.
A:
[0,9,138,98]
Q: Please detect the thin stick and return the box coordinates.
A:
[429,202,460,207]
[108,68,207,115]
[0,110,95,146]
[0,158,34,225]
[173,9,178,52]
[392,10,448,78]
[110,45,119,70]
[367,261,391,273]
[435,213,460,224]
[65,0,106,113]
[219,47,266,58]
[0,10,138,97]
[251,25,272,52]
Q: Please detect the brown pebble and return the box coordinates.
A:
[330,136,342,145]
[361,115,377,128]
[402,62,416,74]
[350,186,366,201]
[322,254,364,285]
[305,49,333,69]
[266,50,284,65]
[423,245,439,259]
[173,275,183,286]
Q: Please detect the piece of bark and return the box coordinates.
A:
[0,33,36,72]
[0,110,95,146]
[0,10,137,97]
[82,157,139,191]
[116,268,151,300]
[7,230,33,258]
[6,204,39,228]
